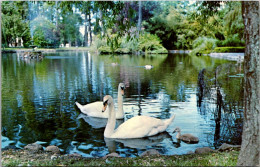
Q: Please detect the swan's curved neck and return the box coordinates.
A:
[117,87,124,117]
[104,100,116,138]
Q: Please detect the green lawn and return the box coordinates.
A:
[213,47,245,53]
[2,149,239,166]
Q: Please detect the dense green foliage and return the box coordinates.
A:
[1,1,244,54]
[1,1,31,47]
[91,31,167,54]
[31,16,59,48]
[190,37,217,55]
[144,1,244,52]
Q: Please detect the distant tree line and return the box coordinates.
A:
[1,1,244,51]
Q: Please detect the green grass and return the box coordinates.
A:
[2,149,239,166]
[213,47,245,53]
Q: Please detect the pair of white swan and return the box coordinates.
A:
[102,95,175,139]
[76,83,175,139]
[75,83,125,119]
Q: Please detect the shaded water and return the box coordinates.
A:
[1,51,243,157]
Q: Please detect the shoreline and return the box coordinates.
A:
[209,52,244,61]
[2,147,240,166]
[1,47,90,53]
[2,48,244,62]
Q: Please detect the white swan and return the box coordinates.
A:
[75,83,125,119]
[111,63,118,66]
[144,65,153,70]
[102,95,176,139]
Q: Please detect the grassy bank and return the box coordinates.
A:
[2,149,239,166]
[213,47,245,53]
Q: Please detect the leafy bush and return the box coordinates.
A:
[218,34,245,47]
[138,33,167,53]
[88,35,107,54]
[31,16,59,48]
[33,28,48,47]
[190,37,217,55]
[91,31,167,54]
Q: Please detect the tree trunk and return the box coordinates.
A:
[238,1,260,166]
[88,13,92,46]
[55,1,58,28]
[99,10,104,36]
[84,13,88,47]
[75,32,78,47]
[137,1,142,33]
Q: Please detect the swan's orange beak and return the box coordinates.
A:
[102,103,107,112]
[121,89,124,96]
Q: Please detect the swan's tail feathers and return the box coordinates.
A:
[75,101,83,111]
[164,114,176,126]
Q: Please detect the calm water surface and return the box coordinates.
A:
[1,51,240,157]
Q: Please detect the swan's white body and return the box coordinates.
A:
[75,83,125,119]
[103,95,175,139]
[111,63,118,66]
[144,65,153,70]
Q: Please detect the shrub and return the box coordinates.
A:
[89,35,107,54]
[31,17,59,48]
[91,31,167,54]
[138,33,168,54]
[33,28,48,47]
[217,34,245,47]
[190,37,217,55]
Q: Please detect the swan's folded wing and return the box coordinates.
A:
[81,101,109,118]
[112,116,165,138]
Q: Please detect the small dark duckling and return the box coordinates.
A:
[173,127,199,144]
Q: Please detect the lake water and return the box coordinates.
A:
[1,51,243,157]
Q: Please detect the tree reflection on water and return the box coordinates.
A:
[197,63,244,148]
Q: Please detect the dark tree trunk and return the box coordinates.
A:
[55,1,58,28]
[75,33,78,47]
[137,1,142,33]
[88,14,92,46]
[197,68,206,107]
[238,1,260,166]
[214,87,223,147]
[84,14,88,47]
[99,10,104,36]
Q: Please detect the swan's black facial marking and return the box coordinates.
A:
[103,100,108,106]
[102,100,108,112]
[120,86,125,96]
